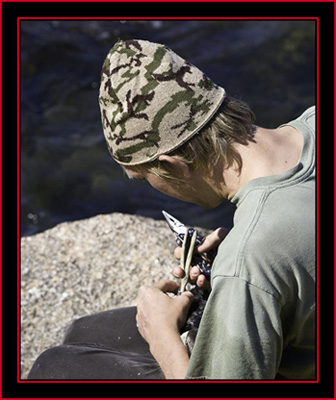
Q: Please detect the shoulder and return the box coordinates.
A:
[284,106,315,135]
[296,105,315,128]
[212,187,315,300]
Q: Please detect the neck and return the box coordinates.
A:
[216,125,304,200]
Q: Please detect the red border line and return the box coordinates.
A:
[5,0,335,2]
[315,16,320,385]
[17,16,320,387]
[17,15,21,382]
[17,16,319,20]
[334,0,336,393]
[0,0,2,391]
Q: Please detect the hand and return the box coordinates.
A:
[136,280,194,379]
[172,227,229,290]
[136,280,194,346]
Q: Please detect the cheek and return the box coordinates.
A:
[147,177,186,200]
[151,181,178,197]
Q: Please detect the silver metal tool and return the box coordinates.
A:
[162,210,216,287]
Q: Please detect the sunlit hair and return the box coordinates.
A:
[123,96,256,183]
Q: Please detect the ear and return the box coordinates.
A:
[158,155,192,179]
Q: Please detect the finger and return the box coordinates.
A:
[154,279,180,293]
[173,266,200,284]
[172,266,185,279]
[196,227,228,253]
[196,274,211,290]
[137,284,150,297]
[179,290,194,305]
[190,266,201,281]
[173,291,195,331]
[174,247,182,260]
[190,266,211,289]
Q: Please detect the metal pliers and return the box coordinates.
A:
[162,210,216,292]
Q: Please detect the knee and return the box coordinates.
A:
[28,345,72,380]
[63,315,91,343]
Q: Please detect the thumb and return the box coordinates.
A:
[176,291,194,330]
[178,291,194,308]
[197,227,228,253]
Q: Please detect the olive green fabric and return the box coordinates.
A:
[186,107,316,379]
[99,39,225,165]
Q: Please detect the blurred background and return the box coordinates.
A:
[20,19,316,236]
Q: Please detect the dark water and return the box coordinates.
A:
[21,19,316,236]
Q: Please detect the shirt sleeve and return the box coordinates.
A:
[185,276,283,380]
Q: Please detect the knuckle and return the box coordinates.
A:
[138,284,149,295]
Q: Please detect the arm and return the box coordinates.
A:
[136,280,194,379]
[149,327,190,379]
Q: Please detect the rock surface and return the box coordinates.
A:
[20,213,210,379]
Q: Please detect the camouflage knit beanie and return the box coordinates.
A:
[99,39,226,165]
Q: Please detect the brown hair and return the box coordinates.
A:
[124,96,256,182]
